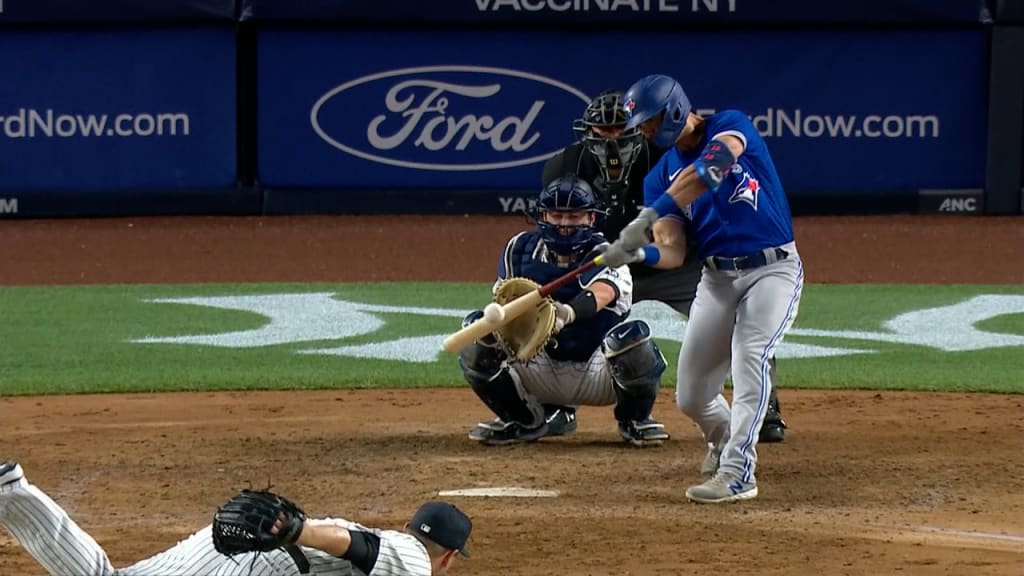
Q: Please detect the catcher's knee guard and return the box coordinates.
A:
[602,320,667,423]
[459,311,536,426]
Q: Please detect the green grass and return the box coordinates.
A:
[1,283,1021,395]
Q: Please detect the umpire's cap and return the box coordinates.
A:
[411,502,472,557]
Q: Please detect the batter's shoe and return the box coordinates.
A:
[543,405,577,437]
[468,418,549,446]
[759,395,787,444]
[0,460,25,493]
[618,419,670,447]
[685,471,758,504]
[700,447,722,476]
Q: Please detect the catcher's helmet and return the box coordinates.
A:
[623,74,692,149]
[537,175,602,257]
[572,90,644,185]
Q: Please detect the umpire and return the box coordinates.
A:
[541,90,788,443]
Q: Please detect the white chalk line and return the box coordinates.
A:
[876,523,1024,544]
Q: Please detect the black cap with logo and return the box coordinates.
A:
[410,502,472,558]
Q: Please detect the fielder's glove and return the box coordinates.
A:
[212,489,306,556]
[492,277,556,363]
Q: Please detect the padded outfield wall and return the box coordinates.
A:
[0,0,1020,218]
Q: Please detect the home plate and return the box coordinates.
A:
[437,487,559,498]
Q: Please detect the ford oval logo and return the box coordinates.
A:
[311,66,591,171]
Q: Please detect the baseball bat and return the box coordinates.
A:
[441,255,605,354]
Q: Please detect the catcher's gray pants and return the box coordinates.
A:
[0,478,305,576]
[509,347,618,424]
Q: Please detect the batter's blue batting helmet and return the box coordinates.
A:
[536,174,601,257]
[622,74,692,149]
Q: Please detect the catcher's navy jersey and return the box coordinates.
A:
[495,231,631,362]
[643,110,794,259]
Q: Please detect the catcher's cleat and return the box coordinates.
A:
[0,460,25,493]
[468,418,549,446]
[759,398,787,444]
[617,418,670,447]
[543,406,577,437]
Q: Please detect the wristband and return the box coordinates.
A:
[651,194,678,217]
[694,138,736,192]
[568,290,599,322]
[641,245,661,266]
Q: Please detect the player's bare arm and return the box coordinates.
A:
[293,521,353,556]
[648,218,688,269]
[588,279,618,309]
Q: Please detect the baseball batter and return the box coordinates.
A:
[600,75,803,503]
[0,460,471,575]
[542,90,789,444]
[459,175,670,447]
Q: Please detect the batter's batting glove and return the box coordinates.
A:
[618,207,658,252]
[597,243,645,269]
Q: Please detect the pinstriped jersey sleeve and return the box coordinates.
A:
[301,519,433,576]
[367,530,432,576]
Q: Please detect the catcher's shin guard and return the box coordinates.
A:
[459,313,537,427]
[602,320,667,422]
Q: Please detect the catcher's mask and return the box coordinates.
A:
[535,175,603,258]
[572,90,645,185]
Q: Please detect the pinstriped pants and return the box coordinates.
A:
[0,480,305,576]
[509,347,618,425]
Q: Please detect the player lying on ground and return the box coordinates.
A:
[541,89,789,444]
[600,75,804,503]
[459,174,670,448]
[0,460,470,575]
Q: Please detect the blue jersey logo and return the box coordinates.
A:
[643,109,794,258]
[730,170,760,210]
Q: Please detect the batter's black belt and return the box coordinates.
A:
[705,247,790,272]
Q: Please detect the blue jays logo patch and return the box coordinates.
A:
[729,172,760,210]
[623,98,636,117]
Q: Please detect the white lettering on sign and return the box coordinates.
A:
[132,294,1024,363]
[472,0,733,12]
[310,66,588,171]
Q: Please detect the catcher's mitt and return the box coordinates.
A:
[492,277,556,363]
[212,489,306,556]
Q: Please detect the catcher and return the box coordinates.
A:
[459,174,671,447]
[0,460,471,576]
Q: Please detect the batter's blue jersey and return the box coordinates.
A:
[643,110,794,259]
[495,231,629,363]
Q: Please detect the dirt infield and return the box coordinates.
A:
[1,215,1023,575]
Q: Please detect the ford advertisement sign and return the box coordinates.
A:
[257,29,986,197]
[310,66,589,172]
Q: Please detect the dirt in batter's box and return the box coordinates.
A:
[0,215,1022,575]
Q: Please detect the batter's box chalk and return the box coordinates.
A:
[437,487,559,498]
